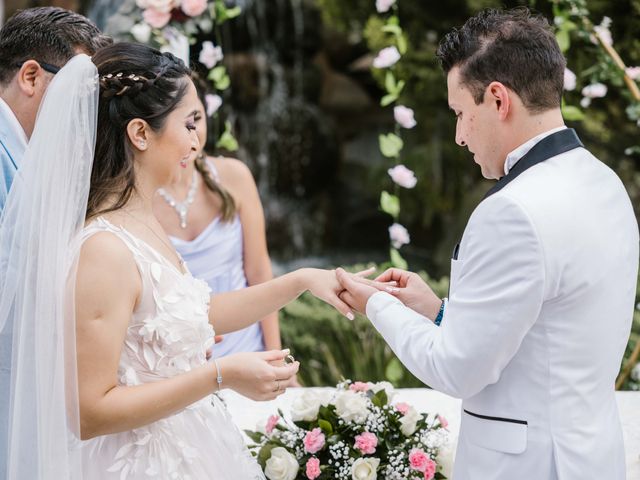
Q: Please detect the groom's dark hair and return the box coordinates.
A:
[0,7,112,86]
[436,8,566,113]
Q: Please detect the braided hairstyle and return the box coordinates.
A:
[87,42,191,219]
[191,72,237,222]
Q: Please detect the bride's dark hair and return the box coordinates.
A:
[87,42,191,219]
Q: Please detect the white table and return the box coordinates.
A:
[223,388,640,478]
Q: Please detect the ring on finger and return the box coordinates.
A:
[284,354,295,365]
[274,379,281,392]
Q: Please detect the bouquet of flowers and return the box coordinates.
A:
[245,380,449,480]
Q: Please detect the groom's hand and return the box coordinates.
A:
[375,268,441,319]
[335,268,379,315]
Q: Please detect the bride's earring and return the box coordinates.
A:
[139,140,147,149]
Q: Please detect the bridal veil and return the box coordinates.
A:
[0,54,98,479]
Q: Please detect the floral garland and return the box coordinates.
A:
[246,380,449,480]
[371,0,416,269]
[108,0,240,151]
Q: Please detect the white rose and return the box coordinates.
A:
[351,457,380,480]
[335,390,369,424]
[436,437,456,479]
[399,406,422,436]
[264,447,299,480]
[369,381,395,402]
[131,22,152,43]
[290,390,323,422]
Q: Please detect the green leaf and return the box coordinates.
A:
[380,93,398,107]
[385,357,404,383]
[382,24,402,36]
[257,444,276,469]
[384,71,396,94]
[378,133,403,158]
[318,419,333,435]
[390,248,408,269]
[370,389,388,408]
[215,73,231,91]
[561,105,585,121]
[216,121,239,152]
[397,35,408,55]
[208,66,226,82]
[394,80,406,96]
[556,29,570,52]
[244,430,265,443]
[380,191,400,218]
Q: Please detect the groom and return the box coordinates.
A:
[337,8,639,480]
[0,7,110,476]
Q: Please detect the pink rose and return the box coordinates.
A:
[181,0,207,16]
[354,432,378,455]
[626,66,640,81]
[395,402,410,415]
[388,164,417,189]
[581,83,607,99]
[438,415,448,429]
[199,41,224,69]
[563,68,576,91]
[373,46,401,69]
[305,457,321,480]
[266,414,279,434]
[142,7,171,28]
[349,381,370,392]
[409,448,430,472]
[394,105,417,129]
[205,94,222,117]
[375,0,396,13]
[303,428,325,454]
[389,223,410,249]
[423,458,437,480]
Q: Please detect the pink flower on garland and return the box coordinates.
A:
[349,381,370,392]
[438,415,449,429]
[142,8,171,28]
[395,402,410,415]
[181,0,207,17]
[303,428,325,454]
[265,414,279,434]
[354,432,378,455]
[305,457,321,480]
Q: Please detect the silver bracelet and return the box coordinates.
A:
[213,358,223,391]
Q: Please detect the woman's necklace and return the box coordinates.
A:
[157,170,198,228]
[121,210,186,270]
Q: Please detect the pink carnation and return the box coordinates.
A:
[438,415,448,429]
[181,0,207,17]
[265,414,279,434]
[423,458,437,480]
[303,428,325,454]
[142,7,171,29]
[626,66,640,81]
[349,381,370,392]
[306,457,321,480]
[409,448,430,472]
[395,402,410,415]
[354,432,378,455]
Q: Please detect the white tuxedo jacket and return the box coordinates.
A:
[366,145,639,479]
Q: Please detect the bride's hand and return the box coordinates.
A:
[219,349,300,401]
[299,268,355,320]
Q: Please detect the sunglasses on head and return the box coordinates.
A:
[15,60,61,75]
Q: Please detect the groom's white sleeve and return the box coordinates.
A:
[366,195,546,399]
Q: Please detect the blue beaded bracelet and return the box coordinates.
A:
[434,299,446,326]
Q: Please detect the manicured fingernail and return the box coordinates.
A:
[282,348,290,354]
[346,312,355,321]
[386,287,399,293]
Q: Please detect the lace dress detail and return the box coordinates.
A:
[78,217,265,479]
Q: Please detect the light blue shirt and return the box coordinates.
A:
[0,97,27,478]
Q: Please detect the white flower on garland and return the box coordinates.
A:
[625,66,640,81]
[369,381,396,401]
[592,16,613,46]
[264,447,299,480]
[199,41,224,69]
[373,46,401,69]
[399,405,422,436]
[631,362,640,382]
[388,165,417,189]
[375,0,396,14]
[131,22,152,43]
[580,82,607,108]
[563,68,576,91]
[389,223,410,249]
[290,390,325,422]
[351,457,380,480]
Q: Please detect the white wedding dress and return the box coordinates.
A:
[78,217,266,480]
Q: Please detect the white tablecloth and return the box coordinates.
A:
[223,388,640,478]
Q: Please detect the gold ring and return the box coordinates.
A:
[274,380,280,392]
[284,354,295,365]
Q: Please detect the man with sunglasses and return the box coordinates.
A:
[0,7,110,476]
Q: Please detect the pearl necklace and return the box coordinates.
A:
[157,170,198,229]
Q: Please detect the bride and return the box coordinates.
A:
[0,43,356,479]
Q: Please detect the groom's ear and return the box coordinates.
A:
[126,119,150,152]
